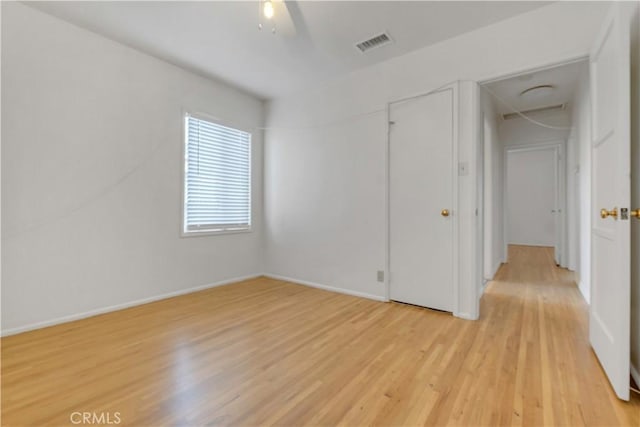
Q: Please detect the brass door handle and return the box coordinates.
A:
[441,209,450,217]
[600,207,618,219]
[631,209,640,219]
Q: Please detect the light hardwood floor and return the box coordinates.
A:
[2,245,639,426]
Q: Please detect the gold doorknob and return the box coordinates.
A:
[441,209,450,217]
[600,207,618,219]
[631,209,640,219]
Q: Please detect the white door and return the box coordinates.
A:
[554,147,562,266]
[589,3,631,401]
[389,89,454,312]
[506,146,558,249]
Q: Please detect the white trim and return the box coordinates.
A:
[180,227,253,238]
[453,83,461,316]
[384,100,391,301]
[476,105,485,307]
[1,274,262,337]
[452,82,463,318]
[264,273,388,302]
[465,82,479,319]
[578,280,591,304]
[631,363,640,389]
[489,261,502,280]
[505,139,566,152]
[455,312,477,321]
[478,56,589,86]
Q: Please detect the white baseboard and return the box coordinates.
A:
[479,281,487,297]
[1,274,261,337]
[492,261,502,278]
[266,274,481,322]
[631,363,640,388]
[482,261,502,285]
[454,311,479,321]
[578,280,590,305]
[263,273,387,302]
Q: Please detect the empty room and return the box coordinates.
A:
[2,1,640,426]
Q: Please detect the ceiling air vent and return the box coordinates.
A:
[502,103,566,120]
[355,32,393,53]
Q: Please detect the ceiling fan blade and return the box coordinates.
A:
[265,1,316,57]
[272,0,296,37]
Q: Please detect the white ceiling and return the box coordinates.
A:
[28,1,550,99]
[483,60,588,117]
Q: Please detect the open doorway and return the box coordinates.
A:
[478,59,590,300]
[475,4,637,402]
[505,143,563,264]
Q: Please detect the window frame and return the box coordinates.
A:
[181,111,253,237]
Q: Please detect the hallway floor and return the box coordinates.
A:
[486,245,639,425]
[2,245,639,425]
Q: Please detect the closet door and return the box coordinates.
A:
[389,88,454,311]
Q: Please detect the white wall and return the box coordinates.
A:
[265,2,608,319]
[1,2,265,334]
[566,134,580,274]
[506,147,558,247]
[568,66,592,303]
[481,92,504,281]
[499,109,572,146]
[460,81,482,319]
[630,0,640,387]
[0,1,3,337]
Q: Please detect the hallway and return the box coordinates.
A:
[483,245,639,425]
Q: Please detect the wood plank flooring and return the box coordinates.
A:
[2,245,639,426]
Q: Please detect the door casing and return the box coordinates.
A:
[476,56,588,291]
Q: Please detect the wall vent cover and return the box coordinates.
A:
[502,103,566,120]
[355,32,393,53]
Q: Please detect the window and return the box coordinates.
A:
[183,114,251,234]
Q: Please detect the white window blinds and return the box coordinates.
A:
[184,114,251,233]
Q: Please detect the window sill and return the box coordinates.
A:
[181,227,252,238]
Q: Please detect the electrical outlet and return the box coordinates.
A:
[377,270,385,283]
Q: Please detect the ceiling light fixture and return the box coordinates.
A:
[258,0,276,34]
[263,1,274,19]
[519,84,555,99]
